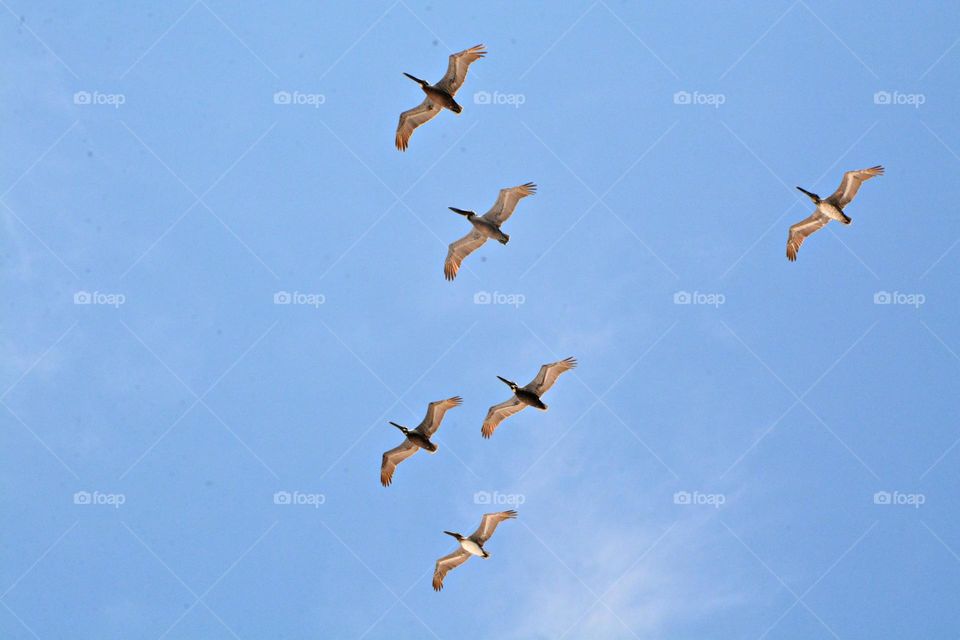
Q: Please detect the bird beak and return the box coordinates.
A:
[448,207,471,217]
[496,376,514,387]
[403,72,424,84]
[796,186,818,201]
[443,531,458,538]
[388,421,404,431]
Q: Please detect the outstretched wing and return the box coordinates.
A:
[481,398,525,438]
[396,98,440,151]
[825,165,884,208]
[415,396,463,437]
[469,510,518,545]
[436,44,487,95]
[432,548,471,591]
[525,357,577,396]
[380,440,418,487]
[444,231,487,281]
[481,182,537,226]
[786,211,830,262]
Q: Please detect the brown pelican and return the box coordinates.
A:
[444,182,537,281]
[787,165,884,261]
[395,44,486,151]
[432,510,517,591]
[380,396,462,486]
[482,357,576,438]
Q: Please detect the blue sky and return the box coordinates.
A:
[2,1,959,638]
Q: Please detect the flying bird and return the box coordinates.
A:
[787,165,884,262]
[482,357,576,438]
[395,44,486,151]
[444,182,537,281]
[432,510,517,591]
[380,396,462,486]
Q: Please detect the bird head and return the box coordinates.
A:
[443,531,463,540]
[388,421,409,434]
[448,207,475,218]
[403,72,428,87]
[496,375,519,391]
[796,186,821,204]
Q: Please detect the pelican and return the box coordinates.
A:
[787,165,884,261]
[433,510,517,591]
[444,182,537,281]
[380,396,462,486]
[395,44,486,151]
[482,357,576,438]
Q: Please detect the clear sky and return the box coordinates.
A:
[2,1,959,638]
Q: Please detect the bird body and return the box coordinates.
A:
[450,207,510,244]
[395,45,486,151]
[787,166,883,261]
[433,511,517,590]
[482,357,576,438]
[444,183,537,280]
[380,397,462,486]
[402,73,462,113]
[444,533,487,557]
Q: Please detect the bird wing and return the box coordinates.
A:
[825,165,884,208]
[415,396,463,437]
[435,44,487,95]
[380,440,418,487]
[481,397,525,438]
[481,182,537,225]
[444,230,488,281]
[395,98,440,151]
[525,357,577,396]
[469,509,518,545]
[786,211,830,262]
[432,548,471,591]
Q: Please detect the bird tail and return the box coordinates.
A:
[449,99,463,114]
[499,233,509,245]
[840,212,852,225]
